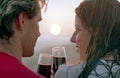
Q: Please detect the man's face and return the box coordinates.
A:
[22,10,42,57]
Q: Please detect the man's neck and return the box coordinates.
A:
[0,39,22,60]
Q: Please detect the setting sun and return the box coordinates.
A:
[50,24,61,35]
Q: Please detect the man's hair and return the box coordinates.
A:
[0,0,46,40]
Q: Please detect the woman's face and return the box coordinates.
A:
[70,15,91,61]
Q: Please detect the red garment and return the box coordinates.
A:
[0,52,45,78]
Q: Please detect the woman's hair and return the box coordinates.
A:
[0,0,47,40]
[76,0,120,78]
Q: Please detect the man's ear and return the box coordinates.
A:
[15,12,26,31]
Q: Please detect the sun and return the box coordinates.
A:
[50,24,61,35]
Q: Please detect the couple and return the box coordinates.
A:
[0,0,120,78]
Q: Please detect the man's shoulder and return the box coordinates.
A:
[0,52,44,78]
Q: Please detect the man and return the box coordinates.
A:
[0,0,46,78]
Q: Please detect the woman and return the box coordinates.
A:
[54,0,120,78]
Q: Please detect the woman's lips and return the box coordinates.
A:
[76,45,78,47]
[76,46,79,52]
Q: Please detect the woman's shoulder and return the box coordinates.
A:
[54,62,84,78]
[95,59,120,72]
[89,59,120,78]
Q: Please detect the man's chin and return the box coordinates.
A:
[22,51,34,57]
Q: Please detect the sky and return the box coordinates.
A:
[39,0,83,35]
[35,0,83,50]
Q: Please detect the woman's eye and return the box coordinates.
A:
[76,29,81,33]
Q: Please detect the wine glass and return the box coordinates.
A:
[37,53,52,78]
[52,46,67,74]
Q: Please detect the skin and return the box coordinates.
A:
[70,15,91,61]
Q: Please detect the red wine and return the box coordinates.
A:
[37,64,51,78]
[53,57,66,73]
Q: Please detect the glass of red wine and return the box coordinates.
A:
[52,46,67,74]
[37,53,52,78]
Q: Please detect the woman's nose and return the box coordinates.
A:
[70,33,76,43]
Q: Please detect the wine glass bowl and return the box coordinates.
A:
[37,53,52,78]
[52,46,67,74]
